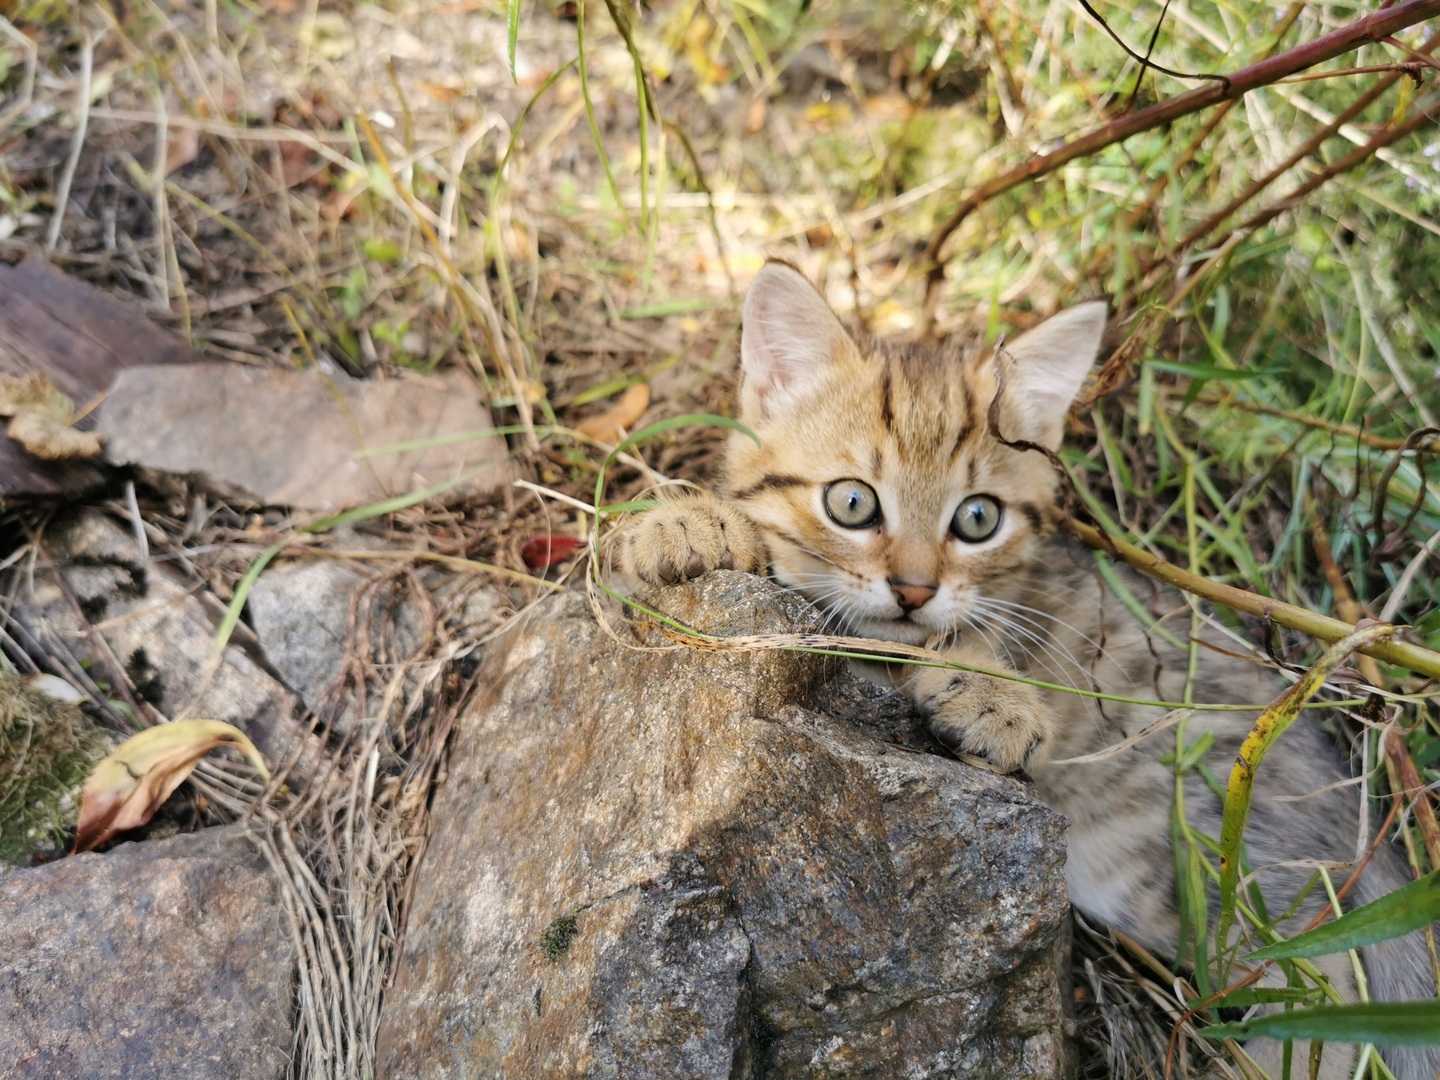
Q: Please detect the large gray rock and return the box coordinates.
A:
[376,571,1069,1079]
[0,824,295,1079]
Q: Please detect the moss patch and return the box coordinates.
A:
[0,672,113,869]
[539,912,578,960]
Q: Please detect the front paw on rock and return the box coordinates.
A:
[910,668,1050,773]
[620,498,763,586]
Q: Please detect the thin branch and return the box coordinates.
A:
[1180,27,1440,251]
[920,0,1440,327]
[1065,518,1440,679]
[1074,0,1228,85]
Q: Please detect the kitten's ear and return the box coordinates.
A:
[997,302,1107,448]
[741,262,852,420]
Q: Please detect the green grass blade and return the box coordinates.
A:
[575,0,626,225]
[618,298,716,319]
[1201,1000,1440,1046]
[201,541,284,685]
[1146,359,1276,381]
[1246,870,1440,961]
[507,0,522,82]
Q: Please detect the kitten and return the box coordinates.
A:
[620,261,1440,1080]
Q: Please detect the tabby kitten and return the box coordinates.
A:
[621,262,1439,1080]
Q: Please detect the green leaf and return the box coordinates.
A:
[1145,359,1275,381]
[596,499,660,513]
[1247,870,1440,961]
[618,298,716,319]
[363,238,402,262]
[507,0,522,83]
[1201,1000,1440,1046]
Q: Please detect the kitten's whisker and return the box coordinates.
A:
[969,603,1089,696]
[980,595,1113,661]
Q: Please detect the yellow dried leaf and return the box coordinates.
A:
[74,720,269,853]
[576,383,650,444]
[0,373,103,460]
[0,372,73,421]
[8,410,104,460]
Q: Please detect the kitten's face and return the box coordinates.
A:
[724,263,1106,646]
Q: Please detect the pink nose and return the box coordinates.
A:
[890,581,937,612]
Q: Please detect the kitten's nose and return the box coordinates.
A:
[890,580,938,612]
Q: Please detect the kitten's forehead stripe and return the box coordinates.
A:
[1018,501,1045,533]
[879,358,895,433]
[730,473,810,503]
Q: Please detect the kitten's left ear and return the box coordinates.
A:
[996,302,1107,448]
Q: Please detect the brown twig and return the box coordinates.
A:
[1065,517,1440,679]
[1309,507,1385,686]
[1214,397,1439,450]
[1180,76,1440,252]
[1212,91,1440,239]
[920,0,1440,328]
[1386,726,1440,868]
[1179,27,1440,252]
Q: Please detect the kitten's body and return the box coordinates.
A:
[620,263,1438,1079]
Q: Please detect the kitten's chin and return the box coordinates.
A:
[852,618,932,647]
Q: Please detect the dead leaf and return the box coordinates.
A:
[576,383,650,444]
[7,411,104,460]
[275,139,324,188]
[0,371,72,418]
[164,125,201,175]
[74,720,270,853]
[0,372,104,460]
[521,535,586,570]
[418,79,464,104]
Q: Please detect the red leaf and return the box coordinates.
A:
[521,535,584,570]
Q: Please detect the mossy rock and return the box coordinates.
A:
[0,672,113,870]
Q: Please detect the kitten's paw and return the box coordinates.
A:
[908,661,1052,772]
[619,494,764,586]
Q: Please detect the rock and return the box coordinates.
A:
[0,824,295,1079]
[98,362,510,512]
[376,571,1069,1079]
[247,559,369,711]
[8,511,320,780]
[247,556,503,720]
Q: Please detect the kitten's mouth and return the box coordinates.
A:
[855,615,932,647]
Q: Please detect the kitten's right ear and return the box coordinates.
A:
[741,262,851,420]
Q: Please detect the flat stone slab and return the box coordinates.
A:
[98,363,509,512]
[0,824,295,1080]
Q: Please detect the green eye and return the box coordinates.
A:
[824,480,881,528]
[952,495,1002,542]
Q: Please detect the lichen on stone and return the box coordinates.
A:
[0,671,113,870]
[539,911,578,959]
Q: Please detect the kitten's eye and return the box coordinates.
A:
[952,495,1002,542]
[824,480,881,528]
